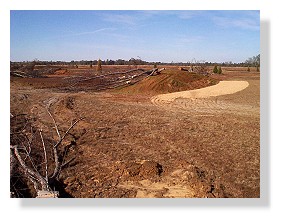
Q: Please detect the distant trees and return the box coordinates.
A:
[129,58,137,68]
[128,57,145,68]
[245,54,260,71]
[10,55,261,68]
[26,60,36,72]
[115,59,126,65]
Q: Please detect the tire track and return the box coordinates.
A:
[151,81,259,115]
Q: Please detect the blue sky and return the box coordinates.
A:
[10,10,260,63]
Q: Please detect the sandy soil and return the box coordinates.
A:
[10,66,260,198]
[150,80,257,116]
[151,80,249,103]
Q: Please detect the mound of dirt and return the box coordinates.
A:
[151,81,250,103]
[123,160,163,181]
[112,69,219,95]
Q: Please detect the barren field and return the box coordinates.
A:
[10,65,260,198]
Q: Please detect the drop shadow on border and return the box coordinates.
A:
[19,20,270,209]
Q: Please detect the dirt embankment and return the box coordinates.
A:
[112,69,218,95]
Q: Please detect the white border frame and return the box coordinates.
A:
[1,1,283,222]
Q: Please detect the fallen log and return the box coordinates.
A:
[69,68,148,87]
[10,72,27,78]
[179,67,190,72]
[156,68,166,74]
[149,68,158,76]
[37,190,59,198]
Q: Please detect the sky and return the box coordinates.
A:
[10,10,260,63]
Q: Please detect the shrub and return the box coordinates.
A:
[218,66,222,74]
[97,59,102,72]
[247,66,250,72]
[213,65,218,74]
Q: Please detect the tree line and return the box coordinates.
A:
[10,55,260,68]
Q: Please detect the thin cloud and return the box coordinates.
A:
[212,15,259,31]
[65,27,116,37]
[137,10,199,20]
[46,27,116,40]
[100,11,198,27]
[101,13,138,25]
[173,35,205,47]
[176,11,202,19]
[178,36,205,43]
[108,32,131,42]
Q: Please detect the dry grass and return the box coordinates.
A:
[10,65,260,198]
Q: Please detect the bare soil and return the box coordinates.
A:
[111,69,218,95]
[10,65,260,198]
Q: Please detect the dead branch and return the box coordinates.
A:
[179,66,209,75]
[50,117,83,180]
[10,121,29,135]
[61,156,76,169]
[10,113,27,119]
[149,68,158,76]
[45,102,83,180]
[29,176,39,192]
[11,109,83,197]
[22,143,39,175]
[46,107,61,140]
[157,68,166,73]
[39,129,48,183]
[11,145,49,191]
[10,71,27,78]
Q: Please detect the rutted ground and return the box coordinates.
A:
[10,66,260,198]
[151,80,259,116]
[151,81,249,102]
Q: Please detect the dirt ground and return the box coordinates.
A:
[10,66,260,198]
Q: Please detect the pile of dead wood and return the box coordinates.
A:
[179,66,210,75]
[10,110,83,198]
[10,65,61,78]
[66,67,166,91]
[147,68,165,76]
